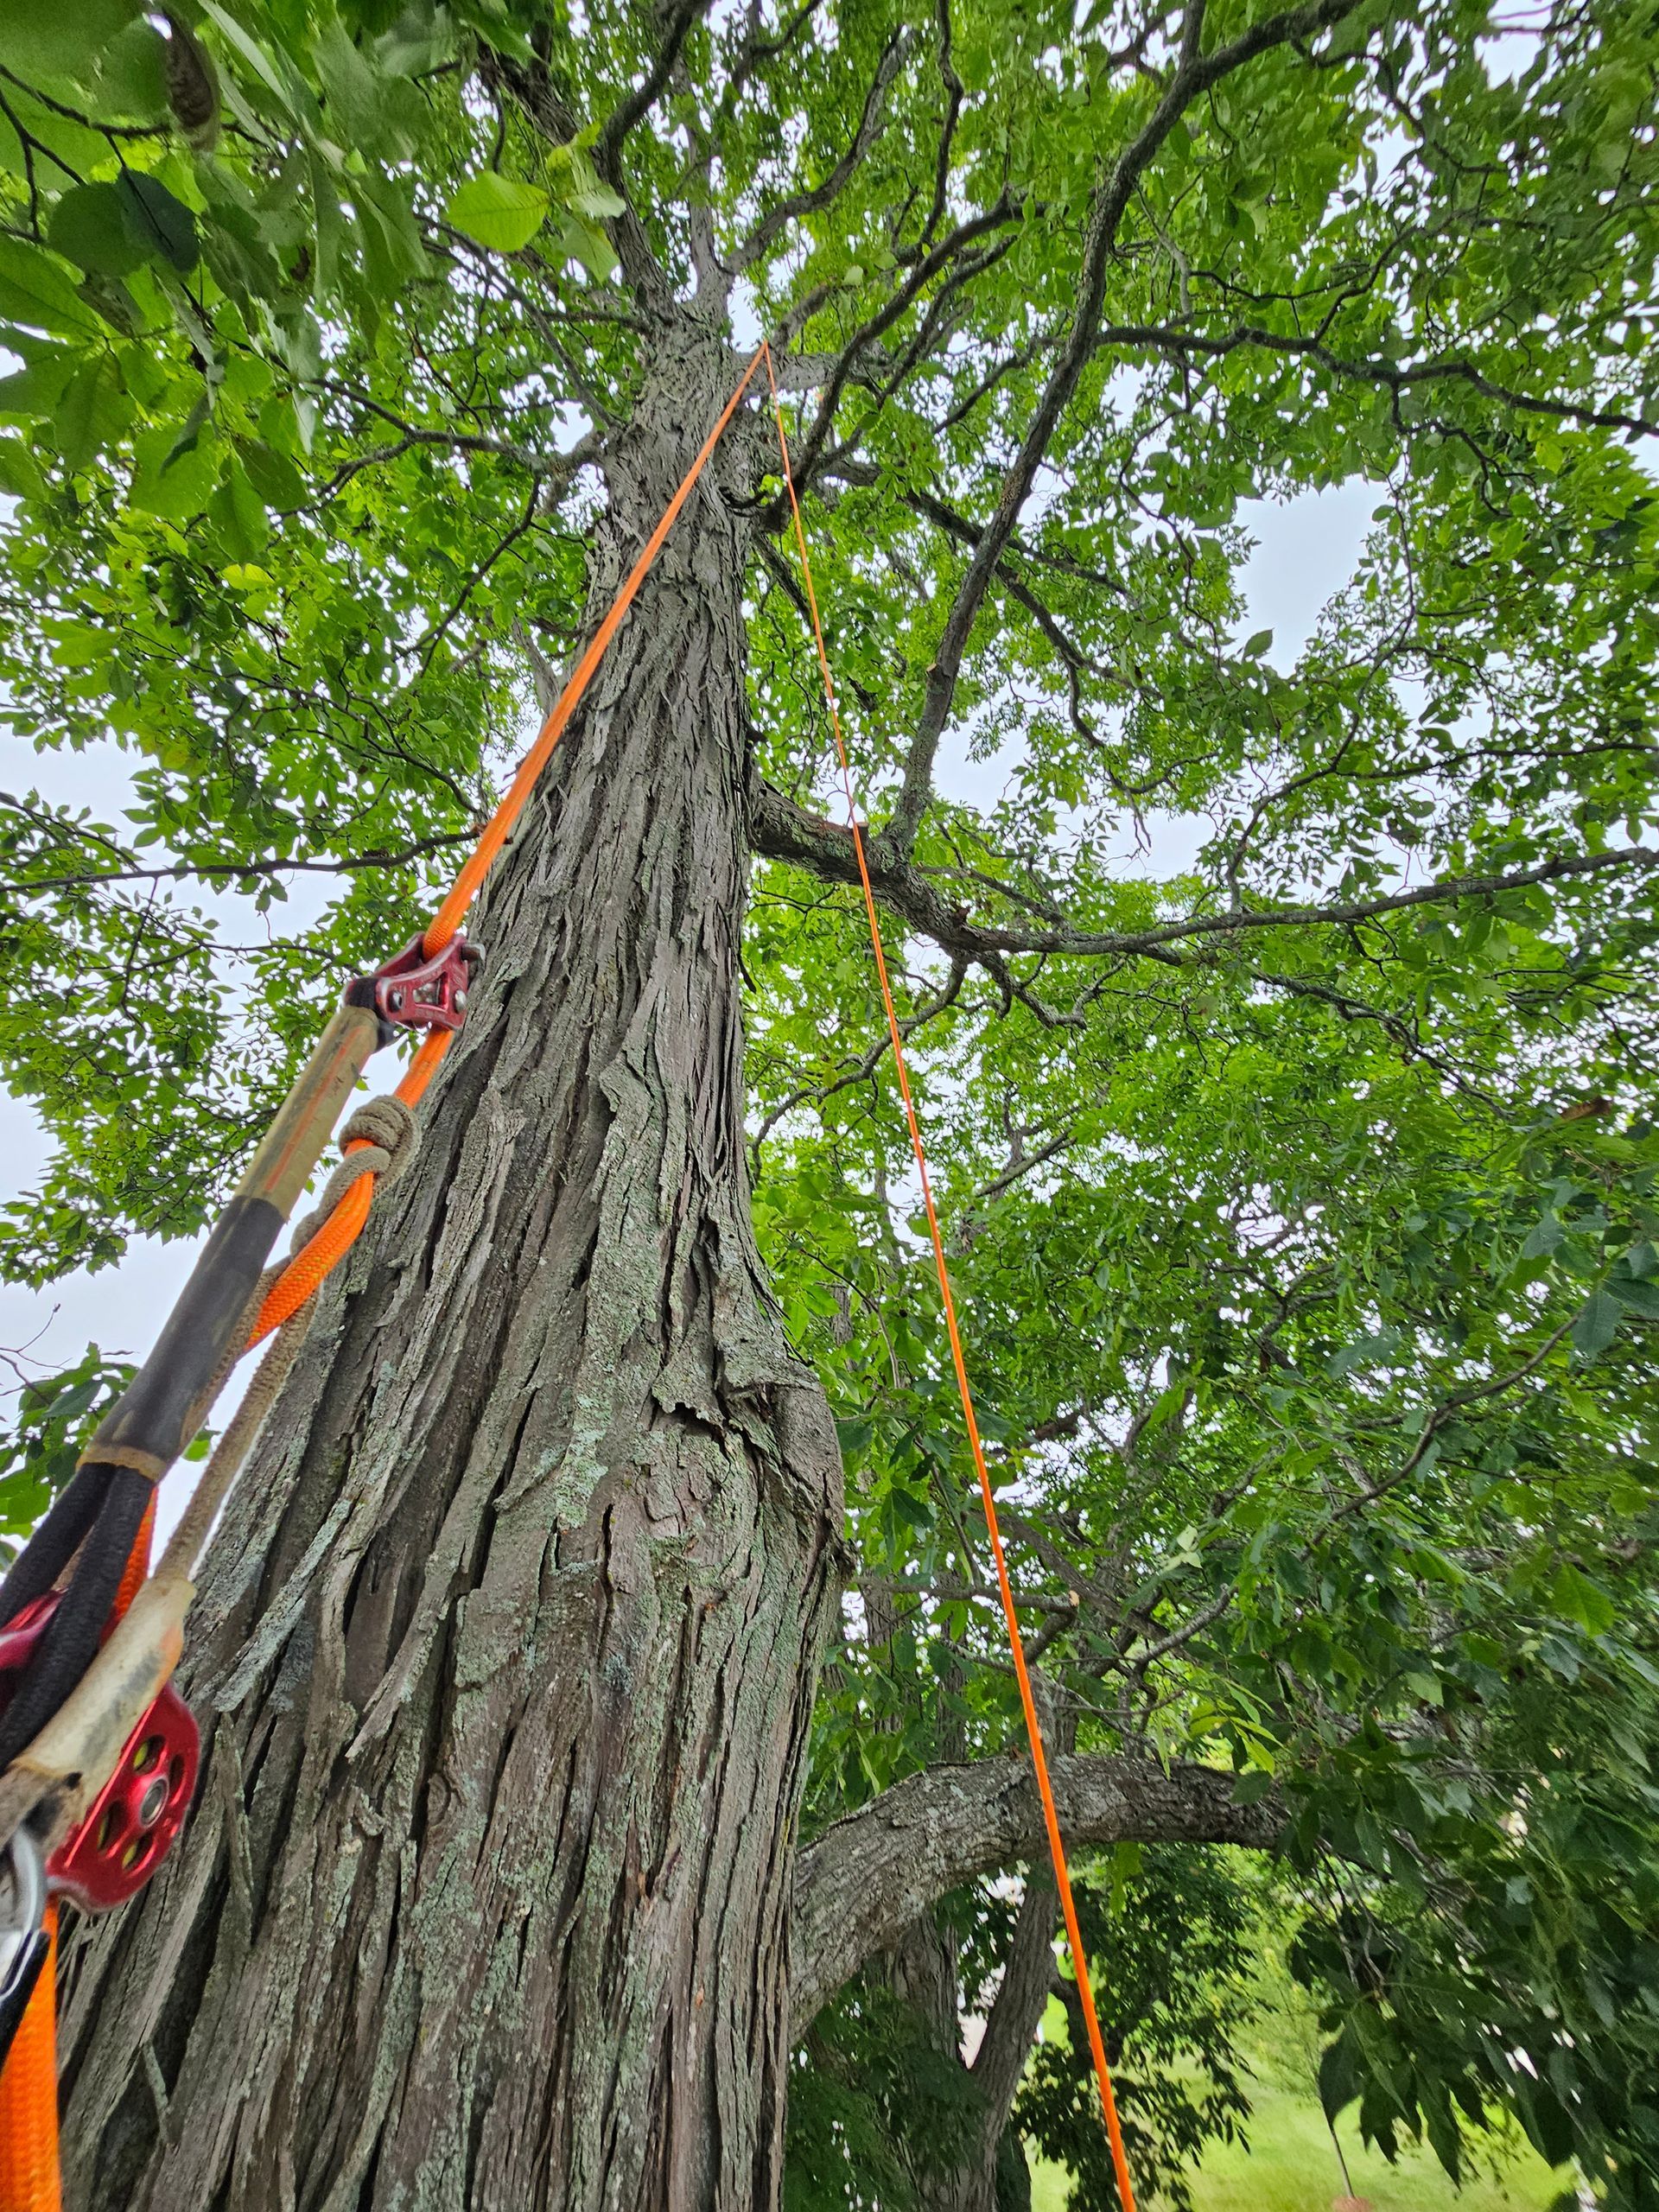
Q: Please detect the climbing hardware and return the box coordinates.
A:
[0,343,1138,2212]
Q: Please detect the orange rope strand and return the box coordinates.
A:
[0,1905,60,2212]
[421,346,766,960]
[760,342,1140,2211]
[1,346,1134,2212]
[248,347,769,1348]
[0,346,774,2212]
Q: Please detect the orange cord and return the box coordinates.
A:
[0,1905,60,2212]
[760,344,1140,2210]
[247,346,768,1348]
[2,345,1135,2207]
[0,1498,154,2210]
[3,357,772,2202]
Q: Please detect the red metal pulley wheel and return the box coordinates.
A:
[0,1592,199,1912]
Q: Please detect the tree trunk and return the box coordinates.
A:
[55,326,844,2212]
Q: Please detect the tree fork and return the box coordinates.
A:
[54,326,845,2212]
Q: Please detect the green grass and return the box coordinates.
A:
[1027,2081,1569,2212]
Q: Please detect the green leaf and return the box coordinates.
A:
[0,238,102,338]
[93,20,169,120]
[198,1,302,120]
[130,410,215,518]
[834,1415,874,1461]
[444,172,550,252]
[0,0,139,81]
[311,18,419,159]
[241,438,306,510]
[0,435,44,499]
[354,174,429,293]
[1522,1213,1563,1258]
[118,173,200,276]
[51,354,129,470]
[48,183,152,280]
[1318,2034,1360,2121]
[561,147,626,222]
[1571,1286,1621,1357]
[208,457,268,561]
[1550,1560,1616,1637]
[558,216,619,282]
[0,344,77,418]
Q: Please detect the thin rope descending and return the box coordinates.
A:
[0,341,1139,2211]
[760,341,1141,2212]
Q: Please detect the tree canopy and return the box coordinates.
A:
[3,0,1658,2202]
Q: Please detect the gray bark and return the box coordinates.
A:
[790,1753,1279,2031]
[55,323,844,2212]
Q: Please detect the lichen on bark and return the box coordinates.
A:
[57,329,844,2212]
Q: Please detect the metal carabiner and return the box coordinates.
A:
[0,1825,50,2071]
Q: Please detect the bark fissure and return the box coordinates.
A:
[58,331,842,2212]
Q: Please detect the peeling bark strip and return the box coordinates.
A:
[55,329,844,2212]
[789,1754,1281,2031]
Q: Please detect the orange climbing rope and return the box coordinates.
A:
[248,345,769,1346]
[0,343,1136,2209]
[0,1908,59,2212]
[0,351,768,2212]
[760,343,1140,2210]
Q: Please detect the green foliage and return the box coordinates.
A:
[785,1973,987,2212]
[1017,1847,1260,2212]
[1,0,1657,2197]
[0,1342,134,1552]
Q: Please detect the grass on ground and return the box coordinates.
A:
[1028,2079,1569,2212]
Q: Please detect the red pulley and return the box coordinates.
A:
[0,1592,199,1912]
[345,931,481,1035]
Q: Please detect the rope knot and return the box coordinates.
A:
[289,1093,420,1255]
[340,1094,418,1178]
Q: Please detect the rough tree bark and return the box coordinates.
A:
[790,1753,1281,2031]
[55,319,844,2212]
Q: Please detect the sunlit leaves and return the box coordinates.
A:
[0,0,1656,2193]
[445,170,552,251]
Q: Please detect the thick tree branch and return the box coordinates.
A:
[3,831,474,899]
[479,49,671,305]
[883,0,1364,858]
[790,1752,1278,2030]
[595,0,710,165]
[972,1872,1058,2130]
[908,0,965,262]
[1094,321,1658,442]
[752,780,1659,969]
[770,194,1020,503]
